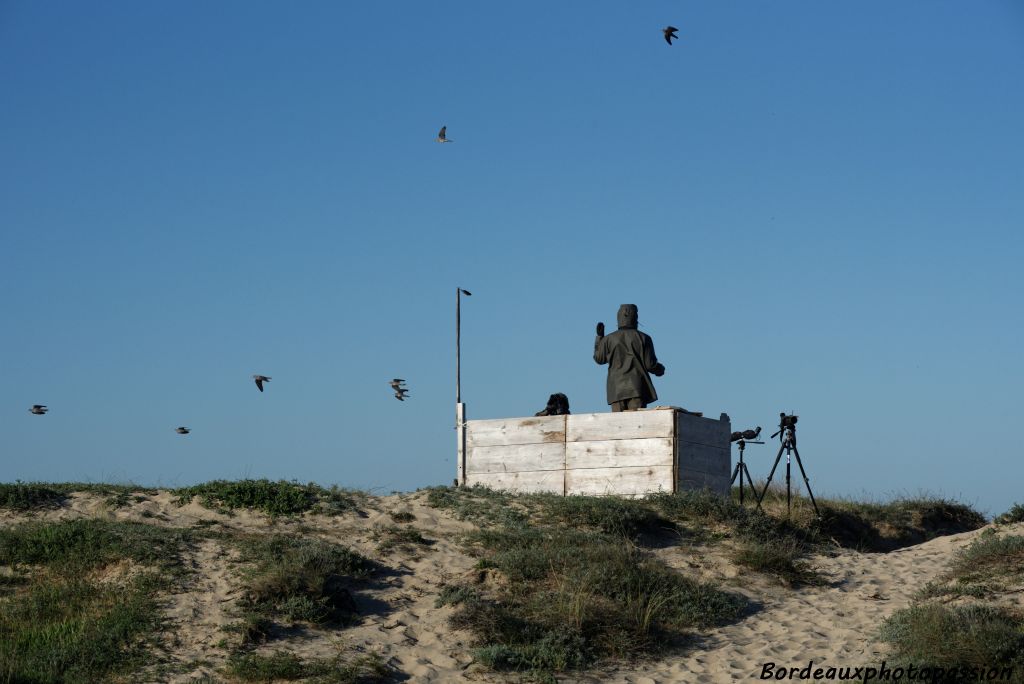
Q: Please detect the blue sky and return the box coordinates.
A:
[2,2,1022,516]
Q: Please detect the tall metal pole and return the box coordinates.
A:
[455,287,471,487]
[456,287,461,404]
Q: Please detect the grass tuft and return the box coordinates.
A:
[226,650,389,683]
[880,603,1024,676]
[425,485,528,527]
[444,524,745,675]
[0,519,192,683]
[996,503,1024,525]
[523,493,673,539]
[0,481,66,511]
[373,525,433,554]
[231,534,375,642]
[175,479,362,517]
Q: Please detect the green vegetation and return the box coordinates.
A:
[442,524,745,675]
[372,525,433,554]
[175,479,363,517]
[996,503,1024,525]
[389,510,415,523]
[226,650,388,683]
[230,534,376,643]
[0,481,66,510]
[425,485,528,527]
[428,488,749,677]
[811,494,987,551]
[881,524,1024,680]
[524,492,672,538]
[880,604,1024,680]
[919,530,1024,600]
[0,519,193,683]
[0,481,166,512]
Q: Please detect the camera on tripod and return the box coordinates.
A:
[770,413,798,439]
[730,426,761,442]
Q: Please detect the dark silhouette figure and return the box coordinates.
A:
[663,26,679,45]
[29,404,48,415]
[594,304,665,412]
[253,375,271,392]
[535,393,570,416]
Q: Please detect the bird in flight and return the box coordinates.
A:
[176,426,191,435]
[253,375,271,392]
[29,404,48,415]
[390,378,410,401]
[663,26,679,45]
[436,126,453,143]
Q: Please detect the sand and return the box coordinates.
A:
[2,491,1019,683]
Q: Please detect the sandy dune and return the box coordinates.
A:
[2,491,1018,683]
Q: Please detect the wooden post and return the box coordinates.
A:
[672,408,679,494]
[456,402,466,486]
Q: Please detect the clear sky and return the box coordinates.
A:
[2,2,1022,517]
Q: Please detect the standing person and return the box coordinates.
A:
[594,304,666,412]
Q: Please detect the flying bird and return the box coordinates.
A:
[663,26,679,45]
[389,378,406,392]
[253,375,271,392]
[394,388,410,401]
[176,427,191,435]
[29,404,48,415]
[436,126,452,143]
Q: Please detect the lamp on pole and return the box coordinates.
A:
[455,287,471,486]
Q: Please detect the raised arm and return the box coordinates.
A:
[593,321,608,364]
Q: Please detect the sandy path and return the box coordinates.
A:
[589,525,999,683]
[158,537,241,683]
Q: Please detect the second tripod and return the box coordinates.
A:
[755,413,820,518]
[731,437,763,508]
[729,426,763,508]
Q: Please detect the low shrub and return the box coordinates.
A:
[175,479,361,517]
[232,535,375,641]
[0,482,66,510]
[880,603,1024,678]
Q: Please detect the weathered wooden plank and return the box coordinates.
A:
[566,411,674,442]
[466,443,565,475]
[565,438,674,470]
[465,469,565,494]
[675,412,731,448]
[565,465,674,496]
[466,415,566,448]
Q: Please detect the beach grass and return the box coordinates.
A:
[174,479,364,518]
[229,534,375,644]
[0,518,193,683]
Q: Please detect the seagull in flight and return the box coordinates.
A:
[436,126,453,143]
[253,375,271,392]
[394,389,410,401]
[176,426,191,435]
[389,378,406,392]
[29,404,48,415]
[663,26,679,45]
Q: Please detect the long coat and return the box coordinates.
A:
[593,305,663,405]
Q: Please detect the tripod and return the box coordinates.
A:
[755,416,820,518]
[730,439,762,508]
